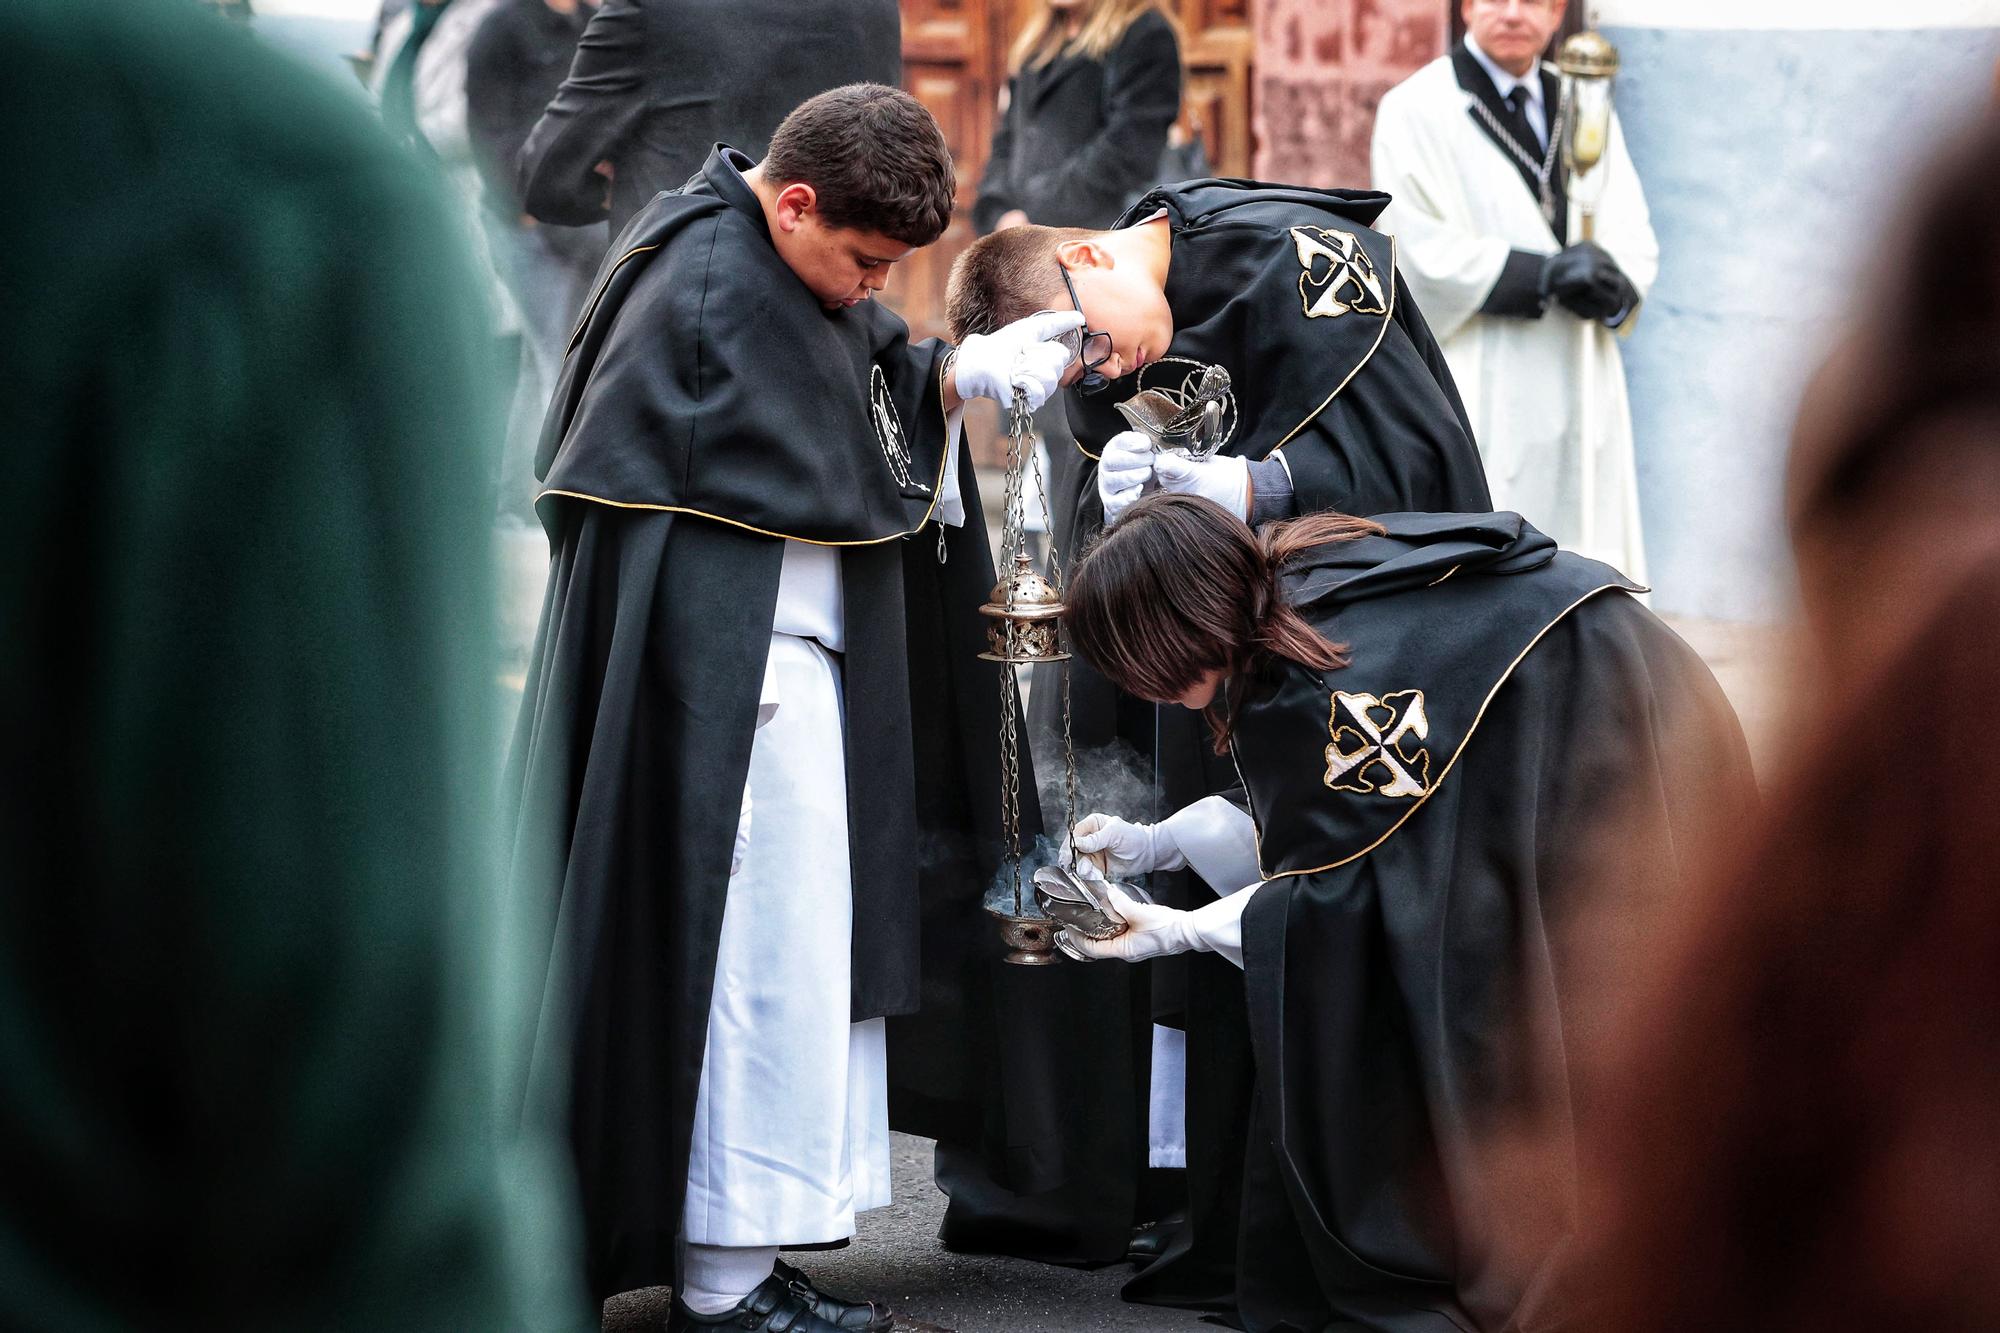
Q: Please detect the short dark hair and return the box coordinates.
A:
[762,84,956,247]
[946,224,1091,341]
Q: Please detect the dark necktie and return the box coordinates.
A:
[1503,86,1543,155]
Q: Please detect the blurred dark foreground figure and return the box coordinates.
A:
[0,2,584,1326]
[1566,110,2000,1333]
[1053,495,1755,1330]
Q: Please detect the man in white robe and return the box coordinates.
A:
[1372,0,1658,578]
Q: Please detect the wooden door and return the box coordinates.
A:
[894,0,1004,343]
[1176,0,1255,177]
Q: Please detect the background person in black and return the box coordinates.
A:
[939,177,1492,1315]
[506,85,1081,1332]
[466,0,604,524]
[1055,495,1754,1333]
[516,0,900,234]
[973,0,1184,609]
[975,0,1183,236]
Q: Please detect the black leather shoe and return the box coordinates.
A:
[666,1273,854,1333]
[773,1260,893,1332]
[1126,1212,1185,1266]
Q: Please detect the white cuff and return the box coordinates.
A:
[1159,795,1261,895]
[755,653,781,728]
[1184,886,1257,969]
[935,409,967,529]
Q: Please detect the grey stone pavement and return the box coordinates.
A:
[601,1133,1206,1333]
[495,506,1791,1333]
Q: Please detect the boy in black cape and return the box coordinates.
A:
[1056,495,1756,1331]
[937,181,1495,1302]
[505,85,1084,1330]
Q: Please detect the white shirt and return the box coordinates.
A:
[1465,33,1548,152]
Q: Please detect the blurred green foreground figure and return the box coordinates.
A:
[0,1,584,1327]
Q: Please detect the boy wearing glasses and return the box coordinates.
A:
[946,177,1491,537]
[937,179,1494,1302]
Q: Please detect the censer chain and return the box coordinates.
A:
[999,654,1021,912]
[996,392,1032,913]
[1020,409,1082,856]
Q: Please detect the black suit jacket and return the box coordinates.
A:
[466,0,590,213]
[972,9,1181,234]
[518,0,901,233]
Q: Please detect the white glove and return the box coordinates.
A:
[953,310,1086,412]
[730,781,753,877]
[1056,881,1255,967]
[1055,884,1199,962]
[1153,450,1250,521]
[1157,795,1262,896]
[1096,430,1156,523]
[1065,811,1186,879]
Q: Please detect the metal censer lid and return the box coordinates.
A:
[977,553,1069,664]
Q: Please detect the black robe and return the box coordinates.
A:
[506,147,1025,1301]
[944,179,1494,1306]
[1227,514,1755,1331]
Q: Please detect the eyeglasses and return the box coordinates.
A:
[1057,263,1116,396]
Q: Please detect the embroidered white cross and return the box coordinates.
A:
[1324,689,1432,799]
[1290,226,1389,320]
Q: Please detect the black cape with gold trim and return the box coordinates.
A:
[1228,513,1755,1331]
[506,147,1028,1301]
[1062,176,1491,523]
[943,180,1494,1306]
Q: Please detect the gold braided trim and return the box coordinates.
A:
[535,365,957,547]
[1267,234,1398,455]
[1074,235,1399,465]
[1246,580,1633,881]
[566,242,663,355]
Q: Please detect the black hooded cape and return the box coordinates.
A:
[944,179,1494,1308]
[1227,514,1755,1331]
[505,147,1029,1300]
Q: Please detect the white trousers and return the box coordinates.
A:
[683,633,892,1245]
[1149,1025,1188,1168]
[1144,796,1264,1168]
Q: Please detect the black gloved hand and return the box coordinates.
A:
[1541,241,1638,324]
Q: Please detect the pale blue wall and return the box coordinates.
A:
[1603,20,2000,619]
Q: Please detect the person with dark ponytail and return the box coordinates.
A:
[1055,493,1756,1333]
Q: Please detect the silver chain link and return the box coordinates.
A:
[996,392,1082,911]
[997,394,1027,912]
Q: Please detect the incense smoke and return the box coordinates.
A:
[983,834,1061,918]
[1039,738,1155,830]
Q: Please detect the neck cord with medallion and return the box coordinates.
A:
[1468,76,1572,228]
